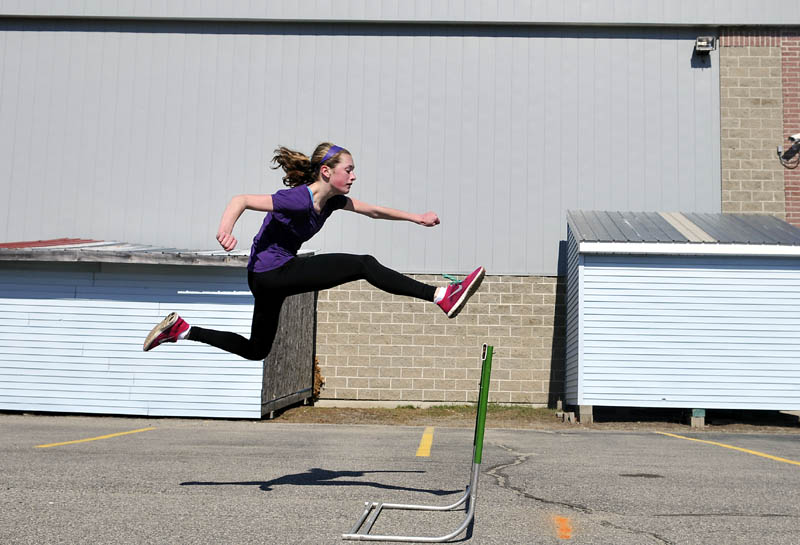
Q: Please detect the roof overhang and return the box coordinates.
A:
[579,242,800,257]
[0,248,250,267]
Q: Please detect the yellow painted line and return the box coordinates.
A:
[553,515,573,540]
[416,426,435,457]
[35,427,156,448]
[656,431,800,467]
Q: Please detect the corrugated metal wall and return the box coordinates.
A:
[0,18,720,275]
[0,0,792,26]
[579,255,800,410]
[0,262,262,418]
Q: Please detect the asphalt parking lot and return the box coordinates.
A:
[2,414,799,545]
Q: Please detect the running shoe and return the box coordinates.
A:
[436,266,485,318]
[143,312,190,351]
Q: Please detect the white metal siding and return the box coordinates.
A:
[0,0,794,26]
[581,255,800,410]
[564,226,581,404]
[0,19,720,275]
[0,263,261,418]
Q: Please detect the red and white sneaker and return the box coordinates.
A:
[436,266,485,318]
[143,312,190,352]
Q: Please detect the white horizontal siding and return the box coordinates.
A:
[0,264,262,418]
[580,255,800,410]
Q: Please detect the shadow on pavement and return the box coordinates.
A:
[593,406,800,429]
[182,467,463,495]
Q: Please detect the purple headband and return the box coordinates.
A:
[318,145,343,167]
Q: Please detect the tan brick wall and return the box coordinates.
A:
[720,38,786,217]
[315,275,564,406]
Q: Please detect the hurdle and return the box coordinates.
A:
[342,344,494,543]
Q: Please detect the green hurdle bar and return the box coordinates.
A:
[342,344,494,543]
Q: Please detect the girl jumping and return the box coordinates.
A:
[143,143,485,359]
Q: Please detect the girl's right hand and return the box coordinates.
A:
[216,231,238,252]
[418,211,440,227]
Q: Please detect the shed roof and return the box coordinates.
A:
[568,211,800,245]
[0,239,251,267]
[567,211,800,257]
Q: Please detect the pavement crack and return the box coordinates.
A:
[599,520,676,545]
[485,444,593,514]
[485,444,676,545]
[654,512,798,518]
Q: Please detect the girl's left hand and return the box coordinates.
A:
[418,212,440,227]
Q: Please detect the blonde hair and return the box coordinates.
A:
[271,142,351,187]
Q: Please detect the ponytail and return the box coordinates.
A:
[271,142,350,187]
[271,146,315,187]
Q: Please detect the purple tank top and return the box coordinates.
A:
[247,185,348,273]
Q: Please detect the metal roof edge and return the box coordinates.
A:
[579,241,800,257]
[0,248,249,267]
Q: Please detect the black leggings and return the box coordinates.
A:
[188,253,437,360]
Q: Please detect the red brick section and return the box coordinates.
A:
[784,31,800,226]
[719,28,781,47]
[0,238,99,249]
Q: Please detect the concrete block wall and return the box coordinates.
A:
[719,29,786,218]
[315,275,565,406]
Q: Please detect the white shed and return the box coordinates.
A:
[566,211,800,419]
[0,240,315,419]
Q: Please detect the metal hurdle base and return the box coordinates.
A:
[342,345,494,543]
[342,462,480,543]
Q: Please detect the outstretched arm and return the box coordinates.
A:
[216,194,274,251]
[343,197,440,227]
